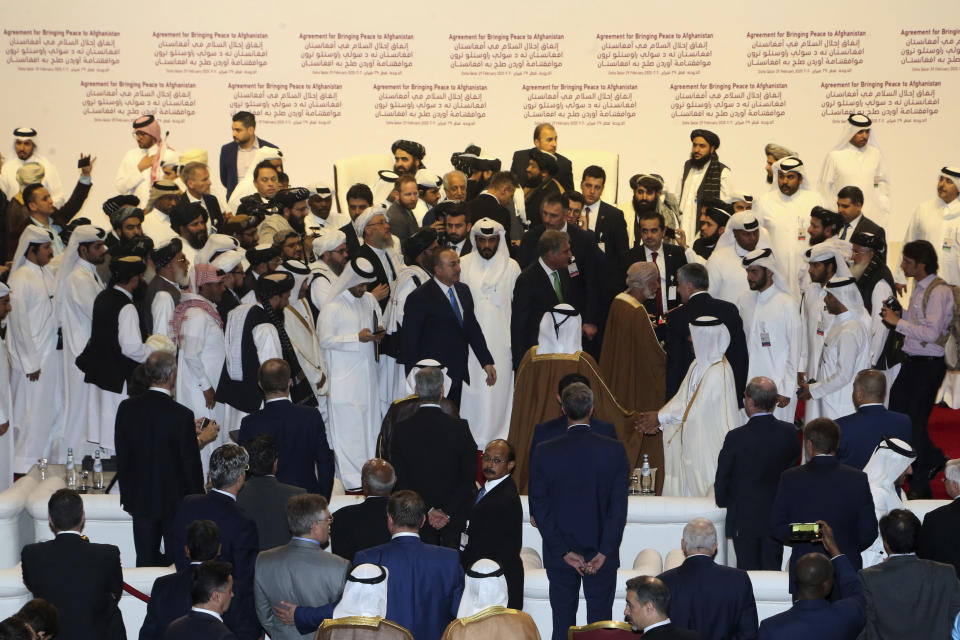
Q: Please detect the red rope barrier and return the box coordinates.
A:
[122,582,150,603]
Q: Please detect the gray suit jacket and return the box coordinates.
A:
[236,476,305,551]
[858,553,960,639]
[254,538,350,640]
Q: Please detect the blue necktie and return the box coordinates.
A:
[475,486,486,503]
[448,287,463,326]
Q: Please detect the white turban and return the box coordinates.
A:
[333,564,389,619]
[353,205,387,237]
[457,559,509,618]
[211,249,245,273]
[312,229,347,257]
[537,304,582,355]
[195,233,240,266]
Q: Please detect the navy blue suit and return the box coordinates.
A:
[400,279,494,404]
[715,414,800,570]
[162,610,237,640]
[658,555,759,640]
[758,554,865,640]
[218,137,276,200]
[170,492,259,640]
[529,416,618,492]
[770,456,877,593]
[529,424,629,640]
[237,399,335,496]
[836,404,912,470]
[140,565,196,640]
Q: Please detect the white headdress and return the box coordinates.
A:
[536,304,582,355]
[11,226,53,274]
[462,218,510,294]
[742,247,794,297]
[55,225,106,322]
[333,564,389,619]
[457,559,509,618]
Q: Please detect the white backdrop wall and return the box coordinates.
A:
[2,0,959,240]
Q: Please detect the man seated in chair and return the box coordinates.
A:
[623,576,700,639]
[440,559,539,640]
[314,563,413,640]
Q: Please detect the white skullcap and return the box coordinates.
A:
[312,229,347,256]
[212,249,245,272]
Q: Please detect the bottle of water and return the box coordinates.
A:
[65,448,77,488]
[93,449,104,491]
[640,454,653,495]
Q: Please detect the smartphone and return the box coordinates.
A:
[200,417,211,430]
[789,522,821,542]
[77,156,91,169]
[372,328,387,336]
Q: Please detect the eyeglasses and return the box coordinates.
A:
[481,455,506,464]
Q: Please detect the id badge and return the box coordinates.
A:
[460,531,469,551]
[943,237,953,252]
[761,330,772,347]
[668,285,677,301]
[568,258,580,278]
[816,321,824,337]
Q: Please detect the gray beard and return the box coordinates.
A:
[849,260,868,280]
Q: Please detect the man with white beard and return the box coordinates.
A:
[459,218,521,447]
[849,232,900,392]
[705,211,772,304]
[353,207,400,312]
[798,275,871,420]
[141,238,189,340]
[738,248,801,423]
[8,227,62,471]
[752,156,825,296]
[173,264,229,475]
[819,114,891,226]
[895,167,960,290]
[319,257,384,490]
[54,225,107,461]
[308,229,349,317]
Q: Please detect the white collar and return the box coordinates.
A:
[57,530,83,536]
[538,257,556,276]
[211,488,236,501]
[645,242,664,255]
[392,531,420,539]
[265,396,290,403]
[419,403,441,408]
[148,386,171,396]
[113,285,134,300]
[859,403,884,408]
[643,619,672,633]
[481,475,508,495]
[191,607,223,622]
[433,276,456,293]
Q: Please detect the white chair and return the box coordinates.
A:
[563,149,620,204]
[119,566,175,640]
[0,473,40,568]
[0,565,30,623]
[333,153,393,212]
[747,570,793,621]
[904,498,950,523]
[663,548,686,571]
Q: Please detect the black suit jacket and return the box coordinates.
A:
[237,399,335,496]
[658,555,757,640]
[589,200,629,259]
[466,193,511,231]
[663,292,749,404]
[140,565,195,640]
[641,623,702,639]
[176,192,224,232]
[330,496,391,562]
[462,476,524,609]
[21,533,125,640]
[517,223,601,321]
[340,221,361,255]
[391,406,477,531]
[355,243,395,311]
[919,499,960,578]
[163,611,237,640]
[219,136,276,199]
[848,214,885,246]
[621,243,687,314]
[399,279,493,385]
[115,390,204,520]
[510,260,580,369]
[510,148,574,191]
[236,475,305,551]
[715,414,800,539]
[171,491,260,640]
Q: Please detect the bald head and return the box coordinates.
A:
[681,517,717,555]
[361,458,396,497]
[744,376,778,414]
[258,358,291,397]
[626,261,659,299]
[853,369,886,407]
[795,552,834,599]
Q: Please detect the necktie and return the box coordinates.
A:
[475,486,486,503]
[651,251,663,317]
[551,271,564,302]
[383,252,396,280]
[448,287,463,326]
[841,223,850,240]
[582,206,591,230]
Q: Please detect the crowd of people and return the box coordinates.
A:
[0,111,959,639]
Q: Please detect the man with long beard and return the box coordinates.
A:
[629,173,680,241]
[141,237,190,340]
[676,129,733,242]
[259,187,309,248]
[169,201,209,266]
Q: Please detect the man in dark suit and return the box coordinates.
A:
[770,418,877,594]
[836,185,885,245]
[579,165,628,260]
[715,377,800,570]
[919,459,960,576]
[21,489,125,640]
[461,439,524,609]
[141,520,221,640]
[391,367,477,547]
[758,522,865,639]
[219,111,277,200]
[510,123,574,192]
[339,183,373,255]
[622,210,686,319]
[836,369,912,470]
[624,576,701,639]
[115,351,205,567]
[237,359,334,496]
[330,458,395,562]
[444,206,473,257]
[530,383,629,640]
[399,246,495,405]
[664,263,749,403]
[179,162,224,231]
[171,444,260,640]
[657,519,758,640]
[465,171,517,232]
[163,561,238,640]
[860,509,960,639]
[236,435,304,551]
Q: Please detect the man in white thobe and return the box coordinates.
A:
[0,128,64,207]
[308,230,349,313]
[0,284,13,490]
[459,218,520,448]
[798,238,853,422]
[114,115,178,206]
[8,227,62,472]
[819,114,891,226]
[174,263,229,476]
[280,259,329,421]
[140,180,181,244]
[318,257,384,490]
[861,437,916,567]
[637,316,739,497]
[752,156,825,296]
[53,225,107,461]
[738,248,802,423]
[799,276,871,421]
[705,211,772,304]
[895,167,960,289]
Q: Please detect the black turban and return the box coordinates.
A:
[151,237,183,270]
[273,187,311,209]
[690,129,720,149]
[246,244,280,267]
[103,194,140,216]
[850,231,885,253]
[391,139,426,160]
[402,228,438,263]
[109,255,146,282]
[255,270,295,299]
[169,201,208,231]
[529,149,559,176]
